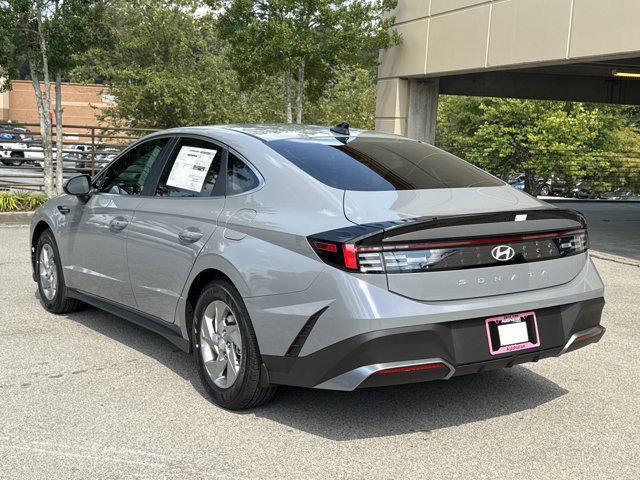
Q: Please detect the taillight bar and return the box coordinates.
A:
[309,229,588,274]
[355,229,587,252]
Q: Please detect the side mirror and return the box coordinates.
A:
[63,174,92,197]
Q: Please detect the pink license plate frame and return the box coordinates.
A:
[485,311,540,356]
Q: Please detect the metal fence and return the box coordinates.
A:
[2,123,640,199]
[0,122,158,191]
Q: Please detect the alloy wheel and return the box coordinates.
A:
[39,244,58,301]
[199,300,243,389]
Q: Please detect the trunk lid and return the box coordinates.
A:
[343,187,589,301]
[343,186,545,224]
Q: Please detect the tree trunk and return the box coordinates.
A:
[284,70,293,124]
[28,61,54,197]
[296,60,305,124]
[33,13,55,197]
[524,170,537,196]
[54,72,64,194]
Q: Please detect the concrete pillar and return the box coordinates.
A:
[375,78,409,136]
[407,78,439,144]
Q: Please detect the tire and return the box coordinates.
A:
[9,152,23,166]
[539,184,550,196]
[193,279,277,410]
[36,229,83,314]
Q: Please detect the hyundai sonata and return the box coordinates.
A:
[30,124,605,409]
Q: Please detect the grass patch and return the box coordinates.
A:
[0,191,48,212]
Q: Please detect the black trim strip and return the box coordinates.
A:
[67,288,190,352]
[285,306,329,357]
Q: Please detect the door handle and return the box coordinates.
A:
[109,217,129,232]
[178,228,203,243]
[57,205,71,214]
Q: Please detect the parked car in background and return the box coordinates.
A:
[0,141,29,166]
[30,124,606,409]
[599,189,640,201]
[507,173,550,195]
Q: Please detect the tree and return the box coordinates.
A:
[73,1,285,129]
[306,65,376,129]
[211,0,400,124]
[0,0,105,196]
[437,96,628,194]
[1,0,56,196]
[47,0,107,193]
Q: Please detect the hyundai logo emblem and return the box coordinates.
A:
[491,245,516,262]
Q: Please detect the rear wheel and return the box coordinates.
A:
[36,230,83,314]
[193,279,277,409]
[539,184,550,196]
[2,152,23,166]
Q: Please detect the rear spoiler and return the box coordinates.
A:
[311,208,587,246]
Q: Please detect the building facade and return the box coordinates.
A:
[376,0,640,142]
[1,80,111,127]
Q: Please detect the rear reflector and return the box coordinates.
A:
[314,241,338,253]
[376,362,446,375]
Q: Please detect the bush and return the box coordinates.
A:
[0,191,48,212]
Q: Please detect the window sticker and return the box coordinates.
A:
[166,146,217,192]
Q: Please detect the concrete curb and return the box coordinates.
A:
[0,211,34,226]
[591,250,640,267]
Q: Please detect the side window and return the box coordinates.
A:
[227,153,260,195]
[99,138,169,195]
[155,138,223,197]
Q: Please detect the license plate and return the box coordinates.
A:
[485,311,540,356]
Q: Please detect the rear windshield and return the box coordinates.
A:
[267,137,503,191]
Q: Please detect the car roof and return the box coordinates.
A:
[153,124,403,143]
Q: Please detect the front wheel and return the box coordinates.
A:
[193,279,277,409]
[36,230,83,314]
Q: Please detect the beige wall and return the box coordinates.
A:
[377,0,640,135]
[1,80,111,128]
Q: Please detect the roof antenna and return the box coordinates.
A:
[330,122,350,144]
[330,122,350,136]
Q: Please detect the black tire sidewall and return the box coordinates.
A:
[36,230,67,312]
[193,280,262,408]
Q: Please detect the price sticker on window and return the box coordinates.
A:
[166,146,217,192]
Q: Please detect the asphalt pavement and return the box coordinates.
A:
[0,226,638,480]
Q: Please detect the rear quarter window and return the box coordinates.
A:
[266,137,504,191]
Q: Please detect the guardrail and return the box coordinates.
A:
[0,122,158,191]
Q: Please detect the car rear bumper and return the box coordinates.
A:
[262,297,605,390]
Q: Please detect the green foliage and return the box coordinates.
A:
[0,191,47,212]
[210,0,400,120]
[306,66,377,129]
[437,96,631,194]
[73,1,287,128]
[72,0,385,129]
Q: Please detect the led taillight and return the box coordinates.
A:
[342,244,358,270]
[309,229,587,274]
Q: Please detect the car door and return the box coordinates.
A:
[126,136,226,322]
[59,137,171,307]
